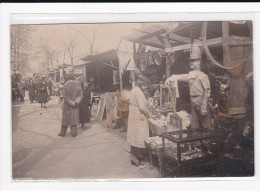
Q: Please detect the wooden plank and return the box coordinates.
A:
[156,36,165,46]
[97,94,106,121]
[153,22,199,33]
[226,36,252,46]
[138,29,165,41]
[173,22,200,33]
[134,28,191,44]
[125,37,164,49]
[222,21,231,68]
[170,34,191,43]
[133,29,180,44]
[165,37,223,53]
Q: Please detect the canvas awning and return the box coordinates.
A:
[125,22,201,49]
[81,49,119,68]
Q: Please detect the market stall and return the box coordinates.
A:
[80,49,133,129]
[125,21,253,177]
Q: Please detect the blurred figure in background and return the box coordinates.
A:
[47,77,53,100]
[34,76,40,102]
[79,80,91,129]
[38,77,49,108]
[17,79,25,102]
[28,78,36,103]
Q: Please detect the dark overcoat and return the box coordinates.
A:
[28,82,36,101]
[61,80,83,126]
[79,86,91,123]
[38,81,49,103]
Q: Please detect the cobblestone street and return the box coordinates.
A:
[12,94,160,180]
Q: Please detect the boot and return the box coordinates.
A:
[130,154,140,166]
[58,126,67,137]
[71,125,77,137]
[81,123,86,130]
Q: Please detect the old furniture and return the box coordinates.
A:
[161,128,222,177]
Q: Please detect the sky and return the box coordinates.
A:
[27,23,141,73]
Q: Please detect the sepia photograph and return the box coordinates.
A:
[10,20,254,180]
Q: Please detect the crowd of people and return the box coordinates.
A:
[12,71,92,138]
[12,72,53,108]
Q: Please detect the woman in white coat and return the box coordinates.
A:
[127,75,151,166]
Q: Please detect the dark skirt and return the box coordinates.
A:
[38,90,48,103]
[79,102,91,124]
[28,88,36,101]
[131,146,148,160]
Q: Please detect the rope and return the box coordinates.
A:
[201,21,252,70]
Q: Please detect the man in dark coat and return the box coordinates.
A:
[59,72,83,137]
[47,77,53,99]
[79,81,91,129]
[28,79,36,103]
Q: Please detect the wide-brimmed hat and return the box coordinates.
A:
[188,44,202,60]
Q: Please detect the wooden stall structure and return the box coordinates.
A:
[80,49,120,93]
[125,21,253,115]
[125,21,253,176]
[80,50,131,128]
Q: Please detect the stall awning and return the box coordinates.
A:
[117,50,136,71]
[125,22,200,49]
[81,49,119,66]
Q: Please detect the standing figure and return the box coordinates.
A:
[166,44,212,129]
[79,81,91,129]
[58,82,64,104]
[244,73,254,124]
[34,78,40,102]
[47,77,53,100]
[38,78,49,108]
[17,80,25,102]
[127,75,151,166]
[28,79,36,103]
[11,76,18,101]
[59,72,83,137]
[211,73,230,114]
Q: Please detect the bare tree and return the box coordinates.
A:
[10,25,33,73]
[63,36,77,66]
[68,24,103,55]
[38,39,55,72]
[53,50,60,68]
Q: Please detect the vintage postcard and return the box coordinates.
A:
[10,20,254,180]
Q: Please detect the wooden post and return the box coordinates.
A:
[222,21,232,110]
[133,42,137,55]
[166,54,172,79]
[118,61,123,93]
[131,42,137,87]
[222,21,231,68]
[165,35,172,79]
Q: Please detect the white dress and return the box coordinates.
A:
[127,86,149,148]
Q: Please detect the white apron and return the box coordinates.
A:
[127,86,149,148]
